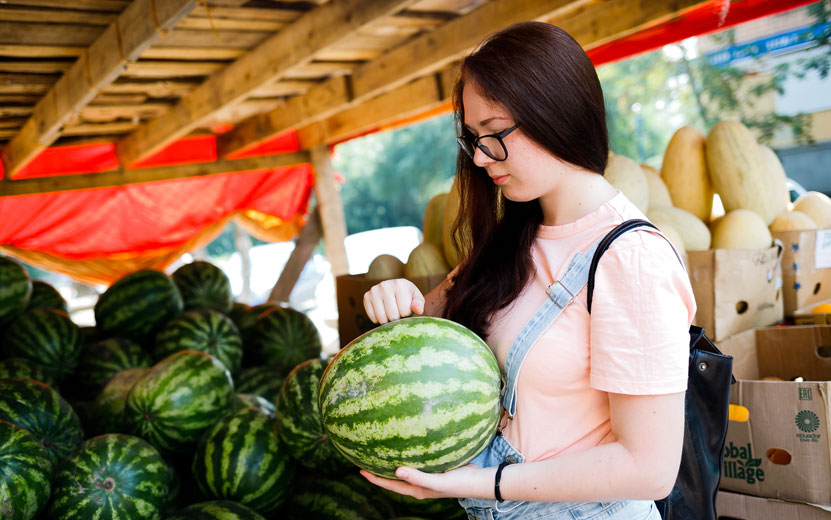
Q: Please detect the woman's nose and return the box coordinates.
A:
[472,146,495,167]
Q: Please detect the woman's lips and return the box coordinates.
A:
[491,174,509,185]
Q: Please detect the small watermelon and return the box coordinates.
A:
[233,303,280,346]
[73,337,152,398]
[124,350,234,453]
[94,269,183,343]
[0,358,56,387]
[319,317,501,479]
[275,358,351,473]
[172,261,233,313]
[165,500,265,520]
[47,434,169,519]
[192,407,294,513]
[248,306,321,375]
[91,367,148,436]
[0,377,84,464]
[153,308,243,373]
[4,308,83,383]
[234,365,285,403]
[0,256,31,328]
[0,419,52,520]
[25,280,68,313]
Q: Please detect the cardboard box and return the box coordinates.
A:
[717,490,831,519]
[716,325,831,506]
[335,273,446,347]
[687,245,784,341]
[772,230,831,317]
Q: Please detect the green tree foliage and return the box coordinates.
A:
[332,114,458,234]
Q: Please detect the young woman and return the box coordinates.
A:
[361,21,696,519]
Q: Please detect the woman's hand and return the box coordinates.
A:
[359,464,489,500]
[363,279,426,324]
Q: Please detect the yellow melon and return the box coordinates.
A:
[605,154,649,213]
[405,242,450,279]
[769,210,817,232]
[366,254,405,280]
[422,192,448,248]
[641,163,673,209]
[758,145,789,219]
[793,191,831,228]
[647,206,711,251]
[661,126,714,221]
[711,209,773,250]
[441,178,471,268]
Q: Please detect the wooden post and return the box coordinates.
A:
[268,207,322,304]
[310,146,349,277]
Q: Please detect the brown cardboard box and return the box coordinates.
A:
[717,490,831,519]
[772,230,831,317]
[335,273,447,347]
[716,325,831,506]
[687,245,784,341]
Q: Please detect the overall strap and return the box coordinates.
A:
[500,237,603,417]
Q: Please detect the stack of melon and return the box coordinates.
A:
[0,255,469,520]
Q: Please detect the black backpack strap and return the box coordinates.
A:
[586,219,658,314]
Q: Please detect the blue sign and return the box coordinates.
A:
[707,23,829,66]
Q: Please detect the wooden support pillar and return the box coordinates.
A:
[268,207,322,304]
[310,146,349,277]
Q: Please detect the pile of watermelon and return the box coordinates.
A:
[0,255,478,519]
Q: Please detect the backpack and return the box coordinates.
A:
[587,219,735,520]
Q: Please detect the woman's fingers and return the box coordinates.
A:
[363,279,425,324]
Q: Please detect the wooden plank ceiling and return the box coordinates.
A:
[0,0,710,187]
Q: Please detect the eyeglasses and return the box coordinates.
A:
[456,124,518,161]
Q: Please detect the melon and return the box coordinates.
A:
[641,164,673,209]
[661,126,713,221]
[441,178,470,268]
[605,154,649,213]
[758,145,789,218]
[405,242,450,279]
[422,192,448,249]
[647,206,711,251]
[769,211,817,232]
[793,191,831,228]
[367,254,406,280]
[711,209,773,250]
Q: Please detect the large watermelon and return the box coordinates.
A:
[165,500,265,520]
[0,377,84,464]
[171,261,233,313]
[124,350,234,453]
[234,365,285,402]
[233,303,280,356]
[248,306,321,374]
[0,358,56,387]
[191,407,293,513]
[47,433,169,519]
[318,317,501,479]
[154,308,243,373]
[25,280,68,313]
[285,473,395,520]
[74,337,152,398]
[91,367,148,436]
[275,357,351,473]
[0,419,52,520]
[94,269,183,343]
[0,256,31,328]
[4,308,83,382]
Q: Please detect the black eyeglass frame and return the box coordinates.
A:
[456,124,518,162]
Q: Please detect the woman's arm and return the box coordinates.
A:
[361,390,685,502]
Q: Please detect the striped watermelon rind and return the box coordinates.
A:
[4,308,83,382]
[165,500,266,520]
[74,337,152,397]
[47,433,169,519]
[248,306,322,374]
[91,367,149,436]
[191,407,293,513]
[234,364,285,402]
[153,308,243,374]
[25,280,68,313]
[0,358,56,388]
[124,350,235,453]
[171,261,233,313]
[275,357,351,473]
[0,419,52,520]
[318,316,501,479]
[285,473,395,520]
[0,377,84,465]
[0,256,31,328]
[94,269,183,343]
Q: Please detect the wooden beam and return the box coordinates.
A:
[0,0,129,11]
[115,0,420,168]
[220,0,711,157]
[0,0,198,178]
[268,207,322,304]
[310,146,348,276]
[218,0,588,157]
[0,151,310,197]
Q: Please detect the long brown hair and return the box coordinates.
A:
[443,22,609,340]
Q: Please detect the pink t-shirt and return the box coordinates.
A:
[487,192,696,462]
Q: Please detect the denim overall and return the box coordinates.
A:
[457,235,661,520]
